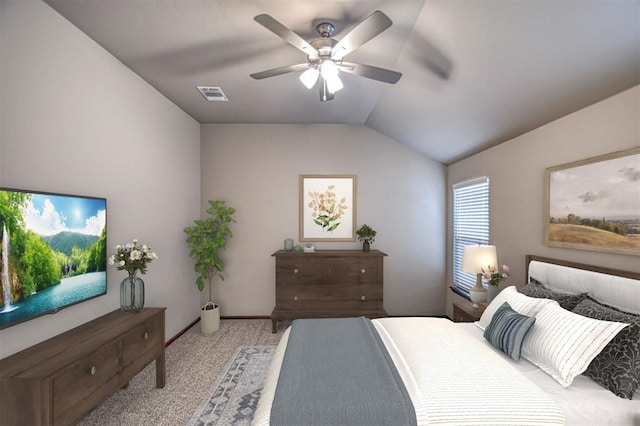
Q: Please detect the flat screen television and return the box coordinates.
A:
[0,187,107,330]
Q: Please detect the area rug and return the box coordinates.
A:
[187,345,276,426]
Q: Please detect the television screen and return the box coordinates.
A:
[0,188,107,330]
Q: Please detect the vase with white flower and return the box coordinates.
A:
[109,239,158,313]
[482,264,510,302]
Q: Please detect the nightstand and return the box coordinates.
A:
[452,301,487,322]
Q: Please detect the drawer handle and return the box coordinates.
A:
[90,366,97,376]
[361,296,366,301]
[361,269,366,274]
[144,332,149,340]
[294,296,298,301]
[294,269,299,274]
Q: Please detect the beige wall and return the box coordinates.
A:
[0,1,202,357]
[446,86,640,317]
[201,123,448,317]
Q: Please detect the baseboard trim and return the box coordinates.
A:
[166,317,199,347]
[221,315,272,320]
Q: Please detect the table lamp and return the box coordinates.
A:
[462,244,498,308]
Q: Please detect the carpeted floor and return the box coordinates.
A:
[79,319,288,426]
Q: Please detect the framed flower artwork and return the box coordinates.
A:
[545,147,640,256]
[299,175,357,241]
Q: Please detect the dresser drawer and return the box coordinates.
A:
[276,258,365,285]
[52,341,119,425]
[122,315,163,381]
[356,259,379,282]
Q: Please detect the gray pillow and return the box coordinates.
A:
[573,298,640,399]
[484,302,536,361]
[521,278,587,311]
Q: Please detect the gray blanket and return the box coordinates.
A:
[270,317,417,426]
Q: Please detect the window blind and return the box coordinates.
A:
[453,177,490,295]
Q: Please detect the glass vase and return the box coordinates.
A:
[120,275,145,313]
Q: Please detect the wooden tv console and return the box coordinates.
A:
[271,250,387,333]
[0,307,166,426]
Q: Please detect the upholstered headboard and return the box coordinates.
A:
[526,255,640,315]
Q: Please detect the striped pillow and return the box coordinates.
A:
[484,302,536,360]
[522,303,628,387]
[477,286,557,331]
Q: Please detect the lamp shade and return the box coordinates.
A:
[462,244,497,274]
[299,67,319,89]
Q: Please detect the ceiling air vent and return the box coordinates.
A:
[197,86,228,101]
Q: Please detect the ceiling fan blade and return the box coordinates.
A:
[250,63,310,80]
[331,11,392,60]
[339,62,402,84]
[254,14,318,56]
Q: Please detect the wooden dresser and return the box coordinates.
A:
[0,307,166,426]
[271,250,387,332]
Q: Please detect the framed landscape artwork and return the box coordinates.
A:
[299,175,356,241]
[545,147,640,256]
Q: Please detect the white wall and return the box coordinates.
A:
[446,86,640,317]
[0,0,202,357]
[201,124,447,317]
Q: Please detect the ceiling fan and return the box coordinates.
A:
[250,11,402,102]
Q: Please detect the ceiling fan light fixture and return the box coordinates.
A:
[326,74,343,94]
[299,67,319,89]
[319,59,342,93]
[320,59,339,79]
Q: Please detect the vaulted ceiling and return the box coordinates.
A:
[44,0,640,164]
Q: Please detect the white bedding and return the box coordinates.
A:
[253,258,640,425]
[460,322,640,426]
[253,317,570,426]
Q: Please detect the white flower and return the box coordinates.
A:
[110,239,157,276]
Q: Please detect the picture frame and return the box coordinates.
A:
[545,147,640,256]
[299,175,357,241]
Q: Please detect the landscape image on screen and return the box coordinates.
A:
[0,188,107,329]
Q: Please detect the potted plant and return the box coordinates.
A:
[108,239,158,313]
[184,200,236,334]
[356,224,377,252]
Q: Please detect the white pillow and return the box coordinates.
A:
[522,302,628,387]
[476,286,557,331]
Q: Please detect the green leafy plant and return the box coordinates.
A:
[184,200,236,304]
[356,224,377,243]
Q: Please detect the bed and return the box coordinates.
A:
[252,255,640,425]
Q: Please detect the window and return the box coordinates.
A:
[452,177,490,295]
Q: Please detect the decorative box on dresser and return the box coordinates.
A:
[271,250,387,333]
[0,307,166,426]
